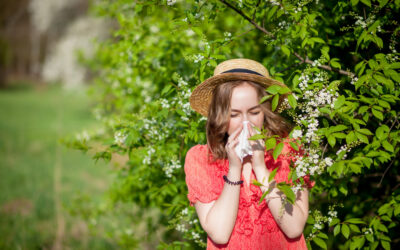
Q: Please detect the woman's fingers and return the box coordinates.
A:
[228,124,243,143]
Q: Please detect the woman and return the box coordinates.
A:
[184,59,312,249]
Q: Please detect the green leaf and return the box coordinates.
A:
[287,94,297,109]
[376,125,389,140]
[266,137,277,150]
[331,125,348,132]
[365,234,374,242]
[277,183,296,204]
[351,0,359,5]
[249,134,266,140]
[379,0,389,7]
[289,142,299,151]
[334,224,341,236]
[260,95,272,104]
[381,240,390,250]
[312,37,325,44]
[259,188,272,204]
[357,128,373,135]
[328,135,336,147]
[377,100,391,109]
[161,84,173,96]
[342,224,350,239]
[345,218,366,224]
[331,59,341,69]
[339,183,348,195]
[372,108,384,120]
[349,224,361,233]
[278,87,291,95]
[281,45,290,57]
[273,142,284,160]
[268,167,279,183]
[352,236,366,249]
[266,85,281,95]
[252,180,263,187]
[335,95,346,109]
[356,132,369,143]
[317,232,329,239]
[321,46,330,60]
[312,237,327,249]
[266,5,278,20]
[382,141,394,152]
[389,62,400,69]
[346,131,357,144]
[272,94,279,111]
[360,0,371,7]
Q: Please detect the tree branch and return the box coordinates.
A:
[219,0,355,78]
[378,152,399,187]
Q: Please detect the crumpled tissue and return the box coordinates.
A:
[234,121,257,162]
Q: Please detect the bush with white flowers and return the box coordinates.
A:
[68,0,400,249]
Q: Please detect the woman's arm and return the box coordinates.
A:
[248,124,309,239]
[253,166,309,239]
[194,167,241,244]
[194,124,244,245]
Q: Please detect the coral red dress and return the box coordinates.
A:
[184,142,312,250]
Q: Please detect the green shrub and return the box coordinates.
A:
[71,0,399,249]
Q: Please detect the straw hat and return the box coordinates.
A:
[189,58,288,117]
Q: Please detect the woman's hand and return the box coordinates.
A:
[225,123,243,170]
[247,123,267,171]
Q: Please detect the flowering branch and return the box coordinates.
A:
[219,0,355,77]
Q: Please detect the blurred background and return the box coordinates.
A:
[0,0,118,248]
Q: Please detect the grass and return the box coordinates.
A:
[0,85,115,249]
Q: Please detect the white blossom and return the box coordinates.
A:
[167,0,177,6]
[292,129,303,139]
[114,131,127,145]
[76,130,90,141]
[193,54,204,63]
[324,157,333,167]
[163,159,181,178]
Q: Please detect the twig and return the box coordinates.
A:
[378,153,399,187]
[321,143,329,160]
[219,0,274,37]
[219,0,355,78]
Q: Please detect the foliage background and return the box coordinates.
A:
[70,0,400,249]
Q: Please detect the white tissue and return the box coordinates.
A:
[234,121,254,162]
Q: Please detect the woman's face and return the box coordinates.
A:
[227,83,264,136]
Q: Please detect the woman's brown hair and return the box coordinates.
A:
[206,80,292,160]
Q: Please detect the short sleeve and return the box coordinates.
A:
[269,141,314,189]
[184,145,221,206]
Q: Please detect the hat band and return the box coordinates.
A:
[222,68,264,77]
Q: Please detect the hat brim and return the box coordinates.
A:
[190,73,288,117]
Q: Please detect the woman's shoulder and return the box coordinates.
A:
[186,144,208,155]
[185,144,210,167]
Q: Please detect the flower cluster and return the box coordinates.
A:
[307,205,341,240]
[224,32,232,41]
[163,159,181,178]
[76,130,90,142]
[142,146,156,165]
[172,208,205,247]
[193,54,204,63]
[114,131,127,145]
[336,144,349,160]
[350,76,358,85]
[268,0,280,6]
[354,14,376,29]
[143,118,166,141]
[167,0,177,6]
[294,149,333,178]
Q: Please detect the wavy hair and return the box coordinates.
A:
[206,80,292,160]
